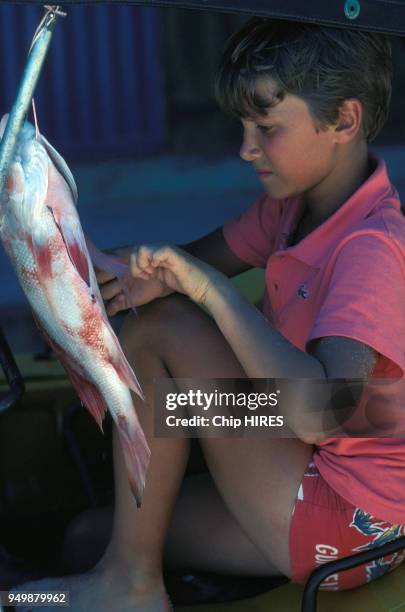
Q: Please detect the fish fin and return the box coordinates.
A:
[86,237,130,279]
[109,340,144,400]
[114,413,151,507]
[96,295,144,399]
[65,367,107,432]
[47,205,91,287]
[86,237,138,317]
[32,313,106,431]
[22,140,49,232]
[39,133,78,204]
[83,239,143,398]
[43,155,90,287]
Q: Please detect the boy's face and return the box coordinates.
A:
[239,78,338,200]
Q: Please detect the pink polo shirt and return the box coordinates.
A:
[223,155,405,524]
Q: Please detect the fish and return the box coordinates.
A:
[0,116,150,506]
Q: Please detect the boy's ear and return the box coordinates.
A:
[333,99,363,143]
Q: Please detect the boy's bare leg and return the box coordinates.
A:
[15,295,312,611]
[94,295,261,606]
[98,295,312,593]
[64,471,282,576]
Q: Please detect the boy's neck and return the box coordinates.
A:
[303,143,371,227]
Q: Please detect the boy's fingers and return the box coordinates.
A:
[134,247,153,273]
[130,251,154,279]
[100,279,121,301]
[106,293,127,317]
[94,247,134,283]
[95,268,115,283]
[132,244,175,276]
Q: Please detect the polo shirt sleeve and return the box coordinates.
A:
[222,194,282,268]
[307,233,405,375]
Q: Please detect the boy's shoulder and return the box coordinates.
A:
[338,198,405,260]
[360,195,405,239]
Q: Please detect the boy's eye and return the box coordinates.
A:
[256,124,273,134]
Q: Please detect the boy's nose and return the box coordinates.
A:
[239,133,261,162]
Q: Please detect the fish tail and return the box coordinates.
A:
[115,413,151,507]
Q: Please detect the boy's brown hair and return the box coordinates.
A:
[215,18,392,142]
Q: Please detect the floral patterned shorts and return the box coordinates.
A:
[289,462,405,590]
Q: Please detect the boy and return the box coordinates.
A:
[18,18,405,611]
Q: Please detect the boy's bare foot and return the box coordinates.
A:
[11,564,172,612]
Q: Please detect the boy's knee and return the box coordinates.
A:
[139,293,194,322]
[119,294,199,351]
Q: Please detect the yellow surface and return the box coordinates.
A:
[0,352,66,379]
[178,563,405,611]
[0,352,70,394]
[232,268,265,307]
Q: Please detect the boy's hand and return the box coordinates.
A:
[95,245,173,316]
[130,244,222,305]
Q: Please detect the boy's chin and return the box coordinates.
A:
[264,185,290,199]
[264,181,299,200]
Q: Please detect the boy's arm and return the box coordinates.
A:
[203,278,378,443]
[181,227,252,277]
[95,228,252,316]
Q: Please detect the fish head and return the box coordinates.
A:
[0,114,49,232]
[0,114,78,206]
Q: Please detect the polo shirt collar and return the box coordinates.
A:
[281,155,399,268]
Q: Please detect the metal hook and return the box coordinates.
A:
[44,5,68,18]
[30,6,66,54]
